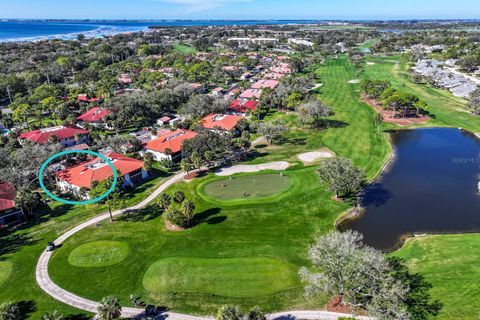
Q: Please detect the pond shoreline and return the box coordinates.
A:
[336,127,480,252]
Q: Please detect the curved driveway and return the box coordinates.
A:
[35,169,372,320]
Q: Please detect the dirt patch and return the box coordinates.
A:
[326,296,354,314]
[297,149,334,164]
[164,220,185,232]
[363,97,430,126]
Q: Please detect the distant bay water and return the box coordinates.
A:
[0,20,321,42]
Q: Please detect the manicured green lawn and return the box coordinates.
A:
[143,257,299,298]
[46,57,393,315]
[0,261,12,287]
[394,234,480,320]
[68,241,130,268]
[362,56,480,133]
[201,173,292,201]
[49,167,350,314]
[4,54,478,318]
[173,44,196,54]
[0,167,171,318]
[251,57,391,180]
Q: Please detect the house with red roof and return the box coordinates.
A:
[228,99,258,115]
[251,79,279,90]
[201,114,245,133]
[0,183,23,226]
[118,74,133,84]
[264,72,285,80]
[55,152,148,196]
[239,88,263,99]
[271,63,292,74]
[211,87,225,97]
[77,107,111,128]
[19,125,90,148]
[77,94,102,103]
[144,129,198,162]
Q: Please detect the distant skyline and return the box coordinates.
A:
[1,0,479,20]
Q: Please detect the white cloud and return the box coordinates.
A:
[153,0,254,12]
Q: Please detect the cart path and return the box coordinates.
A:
[35,169,372,320]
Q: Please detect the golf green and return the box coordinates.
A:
[143,257,299,298]
[68,240,129,267]
[0,261,12,287]
[202,173,292,200]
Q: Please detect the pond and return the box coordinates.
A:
[340,128,480,251]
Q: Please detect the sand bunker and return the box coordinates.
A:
[215,161,290,176]
[297,150,334,163]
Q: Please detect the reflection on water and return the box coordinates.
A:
[340,128,480,251]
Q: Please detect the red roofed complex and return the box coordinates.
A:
[77,107,110,126]
[144,129,198,161]
[55,153,148,195]
[228,99,258,115]
[271,63,292,74]
[0,183,23,225]
[19,125,90,148]
[201,114,244,132]
[251,79,279,90]
[239,88,262,99]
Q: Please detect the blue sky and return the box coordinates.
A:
[1,0,479,20]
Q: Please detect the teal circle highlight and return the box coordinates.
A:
[38,150,118,205]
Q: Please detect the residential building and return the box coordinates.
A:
[212,87,225,97]
[239,88,263,99]
[251,79,279,90]
[19,125,90,148]
[118,74,133,84]
[201,114,244,133]
[228,99,258,115]
[156,116,182,127]
[144,129,198,161]
[55,152,148,196]
[0,183,23,226]
[76,107,111,128]
[288,38,314,47]
[77,94,102,103]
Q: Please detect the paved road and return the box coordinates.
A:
[35,170,372,320]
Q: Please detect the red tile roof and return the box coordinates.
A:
[0,183,16,212]
[65,143,90,151]
[251,79,279,90]
[145,129,198,154]
[56,152,144,189]
[77,107,110,123]
[118,74,132,84]
[239,89,262,99]
[158,116,172,122]
[19,125,89,144]
[228,100,258,113]
[77,94,102,103]
[201,114,244,131]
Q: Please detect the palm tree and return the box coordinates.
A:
[181,200,195,226]
[97,296,122,320]
[180,158,193,178]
